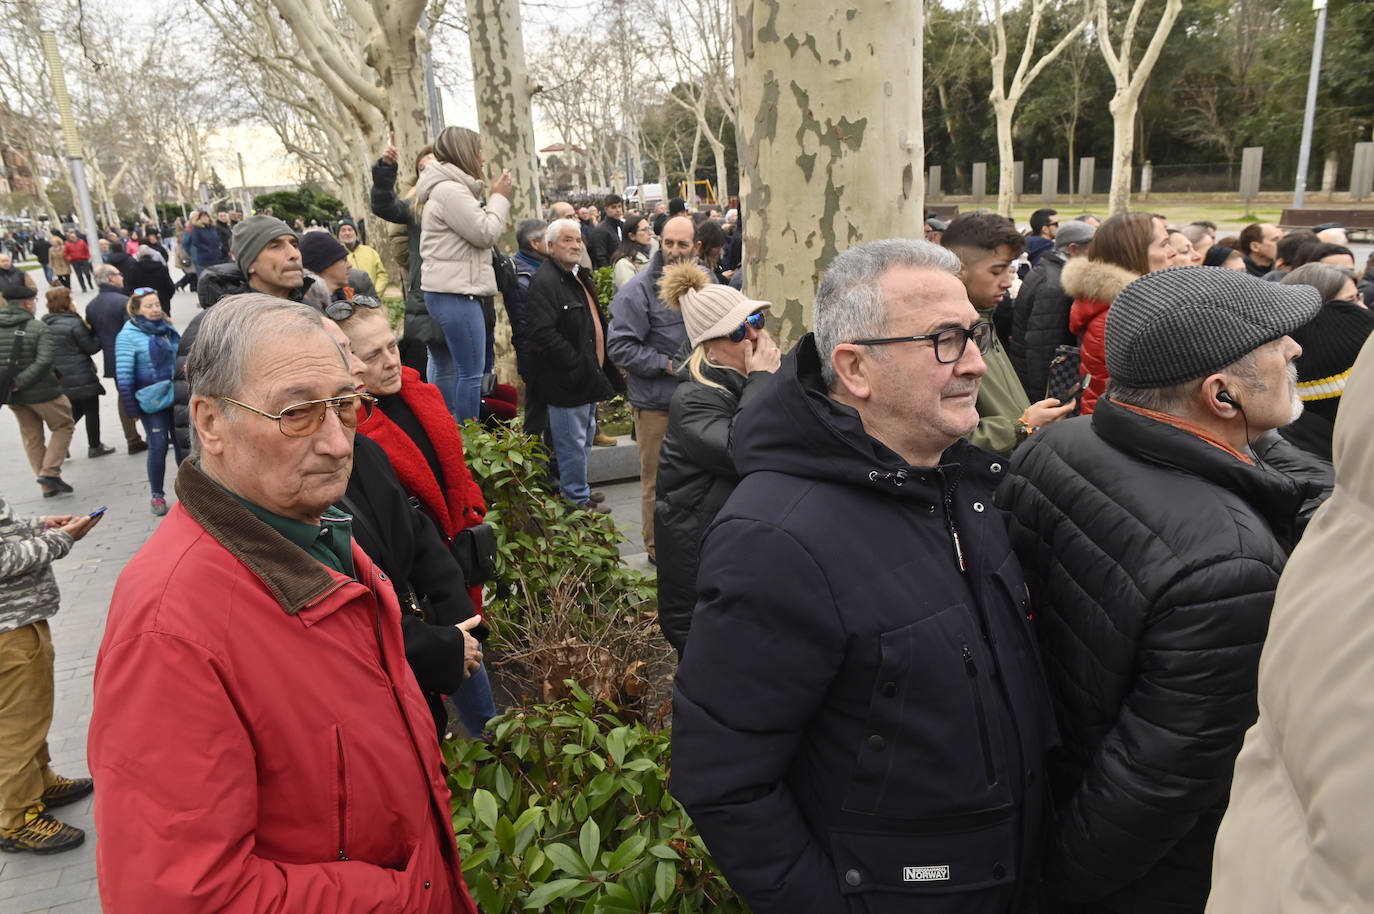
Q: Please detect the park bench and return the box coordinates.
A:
[1280,208,1374,239]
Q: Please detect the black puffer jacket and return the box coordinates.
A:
[40,312,103,400]
[369,158,438,347]
[997,397,1313,914]
[653,358,773,655]
[1009,249,1073,399]
[672,335,1057,914]
[524,258,620,408]
[172,263,316,452]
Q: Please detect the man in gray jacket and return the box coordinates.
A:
[606,214,697,561]
[0,496,100,854]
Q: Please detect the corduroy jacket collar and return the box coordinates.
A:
[173,459,342,615]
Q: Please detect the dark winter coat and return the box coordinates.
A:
[190,224,227,269]
[1010,249,1074,400]
[606,250,689,411]
[39,312,103,400]
[523,258,620,408]
[30,236,49,267]
[341,435,474,741]
[588,216,623,269]
[508,249,542,381]
[671,334,1058,914]
[653,359,771,655]
[0,265,35,293]
[122,256,176,312]
[86,284,130,378]
[0,305,61,404]
[997,397,1313,914]
[369,158,436,346]
[104,248,135,279]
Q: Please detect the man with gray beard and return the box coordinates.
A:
[996,267,1325,914]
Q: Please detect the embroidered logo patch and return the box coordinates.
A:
[903,865,951,882]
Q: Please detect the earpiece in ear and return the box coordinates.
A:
[1217,390,1238,407]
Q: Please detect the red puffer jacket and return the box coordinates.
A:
[1063,257,1138,415]
[359,367,487,613]
[89,461,477,914]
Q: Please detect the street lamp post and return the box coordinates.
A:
[39,29,102,265]
[1293,0,1329,208]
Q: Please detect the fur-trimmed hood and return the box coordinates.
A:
[1060,257,1138,304]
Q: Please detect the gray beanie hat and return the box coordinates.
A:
[231,215,297,274]
[1105,266,1321,388]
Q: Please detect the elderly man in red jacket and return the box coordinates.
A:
[88,293,477,914]
[62,231,92,293]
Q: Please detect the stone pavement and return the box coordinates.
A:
[0,260,649,912]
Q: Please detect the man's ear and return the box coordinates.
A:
[1198,373,1238,420]
[831,344,873,401]
[190,395,229,457]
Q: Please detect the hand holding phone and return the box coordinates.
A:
[89,507,107,518]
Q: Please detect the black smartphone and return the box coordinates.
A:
[89,507,107,518]
[1063,374,1092,404]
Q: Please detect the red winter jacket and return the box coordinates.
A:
[359,367,487,611]
[63,239,90,263]
[1063,258,1138,415]
[89,461,478,914]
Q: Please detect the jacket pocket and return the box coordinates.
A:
[842,604,1014,819]
[334,724,350,861]
[829,813,1019,900]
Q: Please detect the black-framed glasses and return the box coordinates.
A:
[726,311,767,343]
[219,392,377,437]
[853,321,994,364]
[324,294,382,321]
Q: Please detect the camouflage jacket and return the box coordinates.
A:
[0,495,73,633]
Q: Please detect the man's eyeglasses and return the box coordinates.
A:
[853,321,994,364]
[323,295,382,322]
[219,392,377,437]
[727,312,767,343]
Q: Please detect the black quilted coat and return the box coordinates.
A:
[996,397,1311,914]
[1009,249,1073,400]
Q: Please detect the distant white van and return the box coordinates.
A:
[624,183,665,210]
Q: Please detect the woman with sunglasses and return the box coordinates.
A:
[115,289,184,515]
[331,303,499,735]
[653,261,779,658]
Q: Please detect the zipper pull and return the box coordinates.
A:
[962,644,977,676]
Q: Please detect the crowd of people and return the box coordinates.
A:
[0,124,1368,914]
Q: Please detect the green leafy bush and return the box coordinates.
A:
[461,422,668,716]
[594,265,615,307]
[446,684,747,912]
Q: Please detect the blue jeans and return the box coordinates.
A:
[143,409,186,497]
[547,403,596,504]
[453,661,498,737]
[424,291,484,422]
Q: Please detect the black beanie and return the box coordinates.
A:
[299,230,349,274]
[1290,301,1374,424]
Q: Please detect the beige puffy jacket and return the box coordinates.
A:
[1207,335,1374,913]
[416,161,509,295]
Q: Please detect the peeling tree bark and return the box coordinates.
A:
[467,0,541,247]
[1095,0,1181,214]
[734,0,923,345]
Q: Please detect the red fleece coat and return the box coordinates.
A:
[90,492,477,914]
[359,367,487,611]
[64,239,90,263]
[1063,258,1138,415]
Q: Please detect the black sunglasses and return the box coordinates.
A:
[727,312,766,343]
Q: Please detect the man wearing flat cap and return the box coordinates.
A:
[997,266,1326,914]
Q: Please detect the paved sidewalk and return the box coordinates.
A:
[0,265,648,911]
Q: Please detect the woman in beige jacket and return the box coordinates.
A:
[48,234,70,289]
[416,126,512,420]
[1207,335,1374,913]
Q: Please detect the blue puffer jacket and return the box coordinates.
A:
[115,318,180,418]
[189,224,227,269]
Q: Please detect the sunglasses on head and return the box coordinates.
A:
[324,295,383,321]
[132,287,156,296]
[727,311,766,343]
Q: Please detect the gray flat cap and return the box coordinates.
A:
[1054,221,1096,249]
[1105,266,1321,388]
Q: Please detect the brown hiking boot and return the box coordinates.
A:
[0,809,85,854]
[40,775,93,809]
[592,432,618,447]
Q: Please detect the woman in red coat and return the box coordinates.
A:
[333,301,498,735]
[1062,212,1176,413]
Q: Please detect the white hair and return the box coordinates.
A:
[545,218,583,247]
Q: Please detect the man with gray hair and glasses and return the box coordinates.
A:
[672,239,1057,914]
[89,294,479,913]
